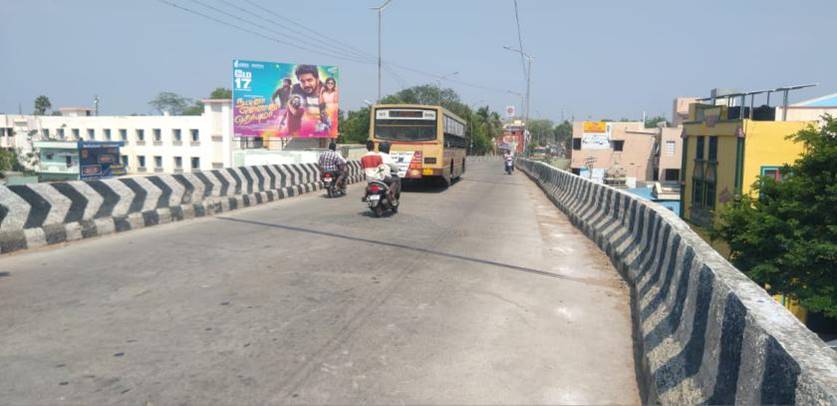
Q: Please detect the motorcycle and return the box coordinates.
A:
[505,159,514,175]
[365,180,399,217]
[322,171,345,198]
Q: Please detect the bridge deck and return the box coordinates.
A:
[0,159,639,404]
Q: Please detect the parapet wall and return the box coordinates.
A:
[517,159,837,404]
[0,162,364,255]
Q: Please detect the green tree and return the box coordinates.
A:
[553,120,573,157]
[33,95,52,115]
[0,149,23,174]
[209,87,232,99]
[527,119,554,146]
[645,115,669,128]
[339,107,371,144]
[149,92,193,115]
[714,115,837,317]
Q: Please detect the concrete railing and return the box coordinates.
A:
[517,159,837,404]
[0,162,364,255]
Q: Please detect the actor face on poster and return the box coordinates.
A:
[232,60,339,139]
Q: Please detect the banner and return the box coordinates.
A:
[581,121,611,150]
[232,59,339,138]
[78,141,126,180]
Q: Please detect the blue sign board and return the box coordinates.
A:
[78,141,126,180]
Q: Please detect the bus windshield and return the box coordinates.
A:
[374,108,438,142]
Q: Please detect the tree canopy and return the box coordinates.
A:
[149,92,193,115]
[713,115,837,317]
[33,95,52,116]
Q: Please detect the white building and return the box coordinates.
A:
[1,99,234,174]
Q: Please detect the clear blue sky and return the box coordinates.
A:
[2,0,835,122]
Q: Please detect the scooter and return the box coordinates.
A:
[365,180,399,217]
[505,159,514,175]
[322,171,345,198]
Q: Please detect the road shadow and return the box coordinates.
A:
[401,178,448,194]
[216,216,612,288]
[0,272,10,278]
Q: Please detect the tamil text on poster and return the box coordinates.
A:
[581,121,611,150]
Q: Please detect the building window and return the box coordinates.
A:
[191,157,200,169]
[174,156,183,168]
[704,164,717,209]
[72,128,80,139]
[708,136,718,161]
[58,128,65,139]
[761,166,783,182]
[572,138,581,150]
[665,140,676,156]
[138,155,146,168]
[153,128,162,142]
[695,136,705,160]
[692,161,704,207]
[154,156,163,167]
[190,129,199,142]
[42,128,49,138]
[571,168,581,176]
[173,129,182,142]
[104,129,112,140]
[664,169,680,181]
[612,140,624,151]
[137,129,146,141]
[122,155,129,167]
[87,128,95,140]
[119,129,128,140]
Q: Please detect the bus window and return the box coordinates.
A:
[374,108,437,142]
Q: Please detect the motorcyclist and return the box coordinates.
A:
[504,150,514,173]
[377,142,401,203]
[318,142,347,191]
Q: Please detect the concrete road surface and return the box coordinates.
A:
[0,159,639,405]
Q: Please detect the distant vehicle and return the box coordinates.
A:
[531,146,547,159]
[370,104,467,185]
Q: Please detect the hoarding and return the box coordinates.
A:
[78,141,126,180]
[232,59,339,138]
[581,121,611,150]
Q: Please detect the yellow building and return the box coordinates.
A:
[681,104,811,227]
[680,92,837,323]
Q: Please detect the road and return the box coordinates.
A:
[0,159,639,405]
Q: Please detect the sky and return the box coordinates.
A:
[2,0,836,123]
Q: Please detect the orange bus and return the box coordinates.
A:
[369,104,467,185]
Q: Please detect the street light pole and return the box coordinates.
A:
[503,46,533,148]
[371,0,392,102]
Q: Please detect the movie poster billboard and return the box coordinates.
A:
[581,121,611,150]
[78,141,126,180]
[232,59,339,138]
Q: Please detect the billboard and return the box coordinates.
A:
[78,141,126,180]
[581,121,611,150]
[232,59,339,138]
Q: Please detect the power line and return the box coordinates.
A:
[241,0,378,62]
[513,0,527,80]
[211,0,375,63]
[156,0,508,96]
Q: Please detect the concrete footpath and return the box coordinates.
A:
[0,160,639,404]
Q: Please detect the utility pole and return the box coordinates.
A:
[371,0,392,103]
[503,46,533,151]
